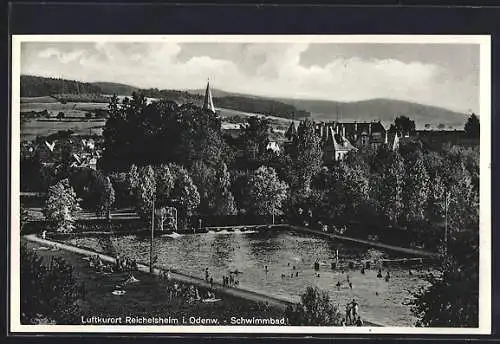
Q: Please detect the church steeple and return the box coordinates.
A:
[202,79,216,113]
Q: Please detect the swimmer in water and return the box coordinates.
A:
[296,271,299,277]
[336,281,341,290]
[349,282,353,289]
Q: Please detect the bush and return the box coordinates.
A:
[285,286,343,326]
[21,244,82,324]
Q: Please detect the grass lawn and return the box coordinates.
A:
[22,240,284,325]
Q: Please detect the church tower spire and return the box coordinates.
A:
[202,79,216,113]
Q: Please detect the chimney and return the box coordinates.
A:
[336,124,339,135]
[369,123,372,135]
[342,124,346,137]
[329,127,335,142]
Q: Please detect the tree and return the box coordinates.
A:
[169,164,200,221]
[426,174,446,226]
[319,164,370,223]
[409,230,478,327]
[43,179,81,232]
[57,112,65,120]
[85,112,93,119]
[446,162,477,234]
[239,116,270,160]
[464,113,480,138]
[390,116,416,136]
[376,152,405,226]
[285,286,343,326]
[403,154,430,227]
[101,96,229,171]
[190,161,236,216]
[127,164,140,197]
[289,119,323,193]
[190,160,213,214]
[155,164,175,206]
[133,165,156,221]
[170,164,200,230]
[212,162,237,216]
[96,175,115,218]
[21,244,81,324]
[247,166,289,222]
[230,170,252,214]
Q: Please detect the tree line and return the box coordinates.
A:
[21,75,102,97]
[28,94,479,248]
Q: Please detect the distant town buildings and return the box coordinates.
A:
[285,120,402,163]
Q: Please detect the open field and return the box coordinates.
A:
[20,101,108,116]
[20,96,59,104]
[21,119,105,141]
[19,97,290,141]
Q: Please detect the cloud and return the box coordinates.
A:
[22,42,477,112]
[37,48,86,64]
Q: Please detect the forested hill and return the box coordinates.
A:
[20,75,311,119]
[20,75,102,97]
[91,82,139,95]
[138,89,311,119]
[21,75,467,127]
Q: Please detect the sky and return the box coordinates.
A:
[20,41,480,113]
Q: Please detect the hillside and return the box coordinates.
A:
[20,75,102,97]
[20,75,469,128]
[274,97,469,129]
[92,82,139,95]
[185,88,469,129]
[127,88,310,119]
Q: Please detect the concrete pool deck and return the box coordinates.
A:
[23,234,385,327]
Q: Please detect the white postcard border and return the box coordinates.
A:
[10,34,492,335]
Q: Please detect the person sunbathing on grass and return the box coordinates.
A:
[124,273,139,284]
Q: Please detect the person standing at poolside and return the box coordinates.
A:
[351,299,359,319]
[205,267,209,281]
[345,303,352,325]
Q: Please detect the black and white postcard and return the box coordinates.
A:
[10,35,491,334]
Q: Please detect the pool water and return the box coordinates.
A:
[62,229,431,326]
